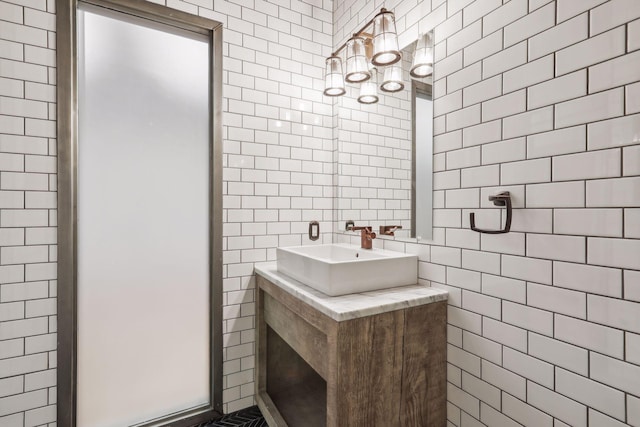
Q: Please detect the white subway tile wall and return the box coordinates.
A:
[2,0,640,424]
[0,0,336,421]
[333,0,639,426]
[335,53,418,233]
[0,0,58,423]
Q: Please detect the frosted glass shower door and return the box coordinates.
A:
[77,6,211,426]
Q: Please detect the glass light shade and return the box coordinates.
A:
[371,10,401,66]
[345,37,371,83]
[358,80,379,104]
[380,64,404,92]
[411,32,434,78]
[323,55,346,96]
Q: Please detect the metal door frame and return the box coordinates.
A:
[57,1,224,425]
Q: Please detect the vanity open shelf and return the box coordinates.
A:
[255,265,448,427]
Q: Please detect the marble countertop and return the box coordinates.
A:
[254,263,448,322]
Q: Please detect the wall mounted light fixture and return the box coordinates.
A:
[324,9,433,104]
[410,32,434,78]
[323,8,402,104]
[358,79,379,104]
[380,63,404,93]
[323,55,346,96]
[345,36,371,83]
[371,9,401,66]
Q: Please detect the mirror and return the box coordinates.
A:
[412,80,433,240]
[337,41,433,242]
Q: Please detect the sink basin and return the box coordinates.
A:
[276,244,418,296]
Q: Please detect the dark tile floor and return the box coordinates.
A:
[197,406,267,427]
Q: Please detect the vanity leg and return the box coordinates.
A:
[400,302,447,426]
[329,311,405,426]
[256,288,289,427]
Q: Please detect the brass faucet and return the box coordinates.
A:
[347,224,377,249]
[379,225,403,236]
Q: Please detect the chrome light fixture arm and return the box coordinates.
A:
[329,8,392,59]
[323,8,402,103]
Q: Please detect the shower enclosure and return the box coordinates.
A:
[57,1,223,426]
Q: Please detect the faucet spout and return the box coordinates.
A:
[346,223,377,248]
[351,226,376,249]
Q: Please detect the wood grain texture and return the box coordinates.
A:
[264,293,328,380]
[266,328,326,427]
[256,276,447,427]
[256,392,289,427]
[257,275,334,334]
[256,285,289,426]
[400,301,447,426]
[332,310,405,427]
[257,286,267,394]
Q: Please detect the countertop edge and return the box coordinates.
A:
[255,263,448,322]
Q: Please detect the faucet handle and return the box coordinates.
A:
[380,225,402,236]
[358,227,376,249]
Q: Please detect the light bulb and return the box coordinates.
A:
[345,36,371,83]
[323,55,346,96]
[358,80,379,104]
[411,32,434,78]
[380,64,404,93]
[371,9,401,67]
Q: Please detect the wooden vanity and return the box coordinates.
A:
[254,265,448,427]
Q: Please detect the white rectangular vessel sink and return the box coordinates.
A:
[276,244,418,296]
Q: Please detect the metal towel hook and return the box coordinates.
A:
[470,191,512,234]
